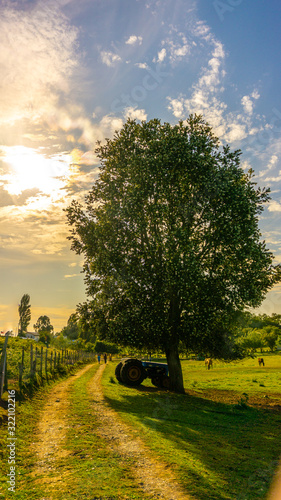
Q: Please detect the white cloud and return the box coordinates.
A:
[259,155,279,177]
[165,31,191,63]
[157,48,167,62]
[0,2,78,125]
[125,35,143,46]
[100,50,122,67]
[268,200,281,212]
[167,22,263,145]
[167,29,228,136]
[241,90,260,116]
[135,62,149,69]
[124,107,147,121]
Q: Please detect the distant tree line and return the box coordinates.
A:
[235,311,281,353]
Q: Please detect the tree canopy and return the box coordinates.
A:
[18,294,31,336]
[66,116,281,392]
[33,315,54,334]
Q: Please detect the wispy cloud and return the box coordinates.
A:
[100,50,122,67]
[241,90,260,116]
[268,200,281,212]
[0,1,79,126]
[167,21,264,145]
[125,35,143,46]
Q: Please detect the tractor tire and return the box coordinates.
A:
[151,375,170,389]
[162,375,170,389]
[151,376,163,388]
[115,361,124,383]
[120,359,146,386]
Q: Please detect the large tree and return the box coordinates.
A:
[66,116,281,393]
[18,294,31,336]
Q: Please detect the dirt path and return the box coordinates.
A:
[31,363,192,499]
[87,364,191,500]
[31,364,93,485]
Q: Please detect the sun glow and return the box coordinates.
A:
[2,146,73,197]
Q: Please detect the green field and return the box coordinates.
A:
[102,353,281,500]
[0,353,280,499]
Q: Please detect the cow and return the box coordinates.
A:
[258,357,265,367]
[205,358,213,370]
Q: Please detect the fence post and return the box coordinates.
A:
[18,346,24,391]
[0,332,9,399]
[40,347,43,377]
[45,349,48,379]
[34,347,38,374]
[30,344,34,377]
[50,351,53,372]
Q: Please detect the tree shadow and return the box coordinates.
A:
[104,383,281,500]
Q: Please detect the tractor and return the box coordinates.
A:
[115,358,170,388]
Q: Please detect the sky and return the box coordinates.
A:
[1,0,281,333]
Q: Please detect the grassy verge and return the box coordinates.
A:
[1,375,64,499]
[0,363,94,499]
[102,358,281,500]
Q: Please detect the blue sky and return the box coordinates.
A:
[1,0,281,332]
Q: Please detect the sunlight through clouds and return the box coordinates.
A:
[0,1,79,126]
[2,146,73,197]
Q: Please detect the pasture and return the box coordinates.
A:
[102,353,281,499]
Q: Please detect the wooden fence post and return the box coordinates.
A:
[45,349,48,379]
[50,351,53,372]
[34,347,38,374]
[0,332,9,399]
[30,344,34,377]
[40,347,43,377]
[18,346,24,391]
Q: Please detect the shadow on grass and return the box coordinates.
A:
[104,382,281,500]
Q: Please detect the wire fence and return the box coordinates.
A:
[0,333,96,398]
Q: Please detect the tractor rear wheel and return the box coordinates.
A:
[120,359,146,386]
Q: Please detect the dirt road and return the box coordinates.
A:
[30,364,191,500]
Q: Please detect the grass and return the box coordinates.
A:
[0,364,94,500]
[0,363,154,500]
[101,354,281,500]
[181,354,281,395]
[1,353,280,499]
[0,378,58,499]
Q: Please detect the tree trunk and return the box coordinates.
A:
[165,343,185,394]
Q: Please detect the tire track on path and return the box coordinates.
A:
[88,364,192,500]
[31,363,93,486]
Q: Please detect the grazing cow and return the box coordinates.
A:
[205,358,213,370]
[258,357,265,367]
